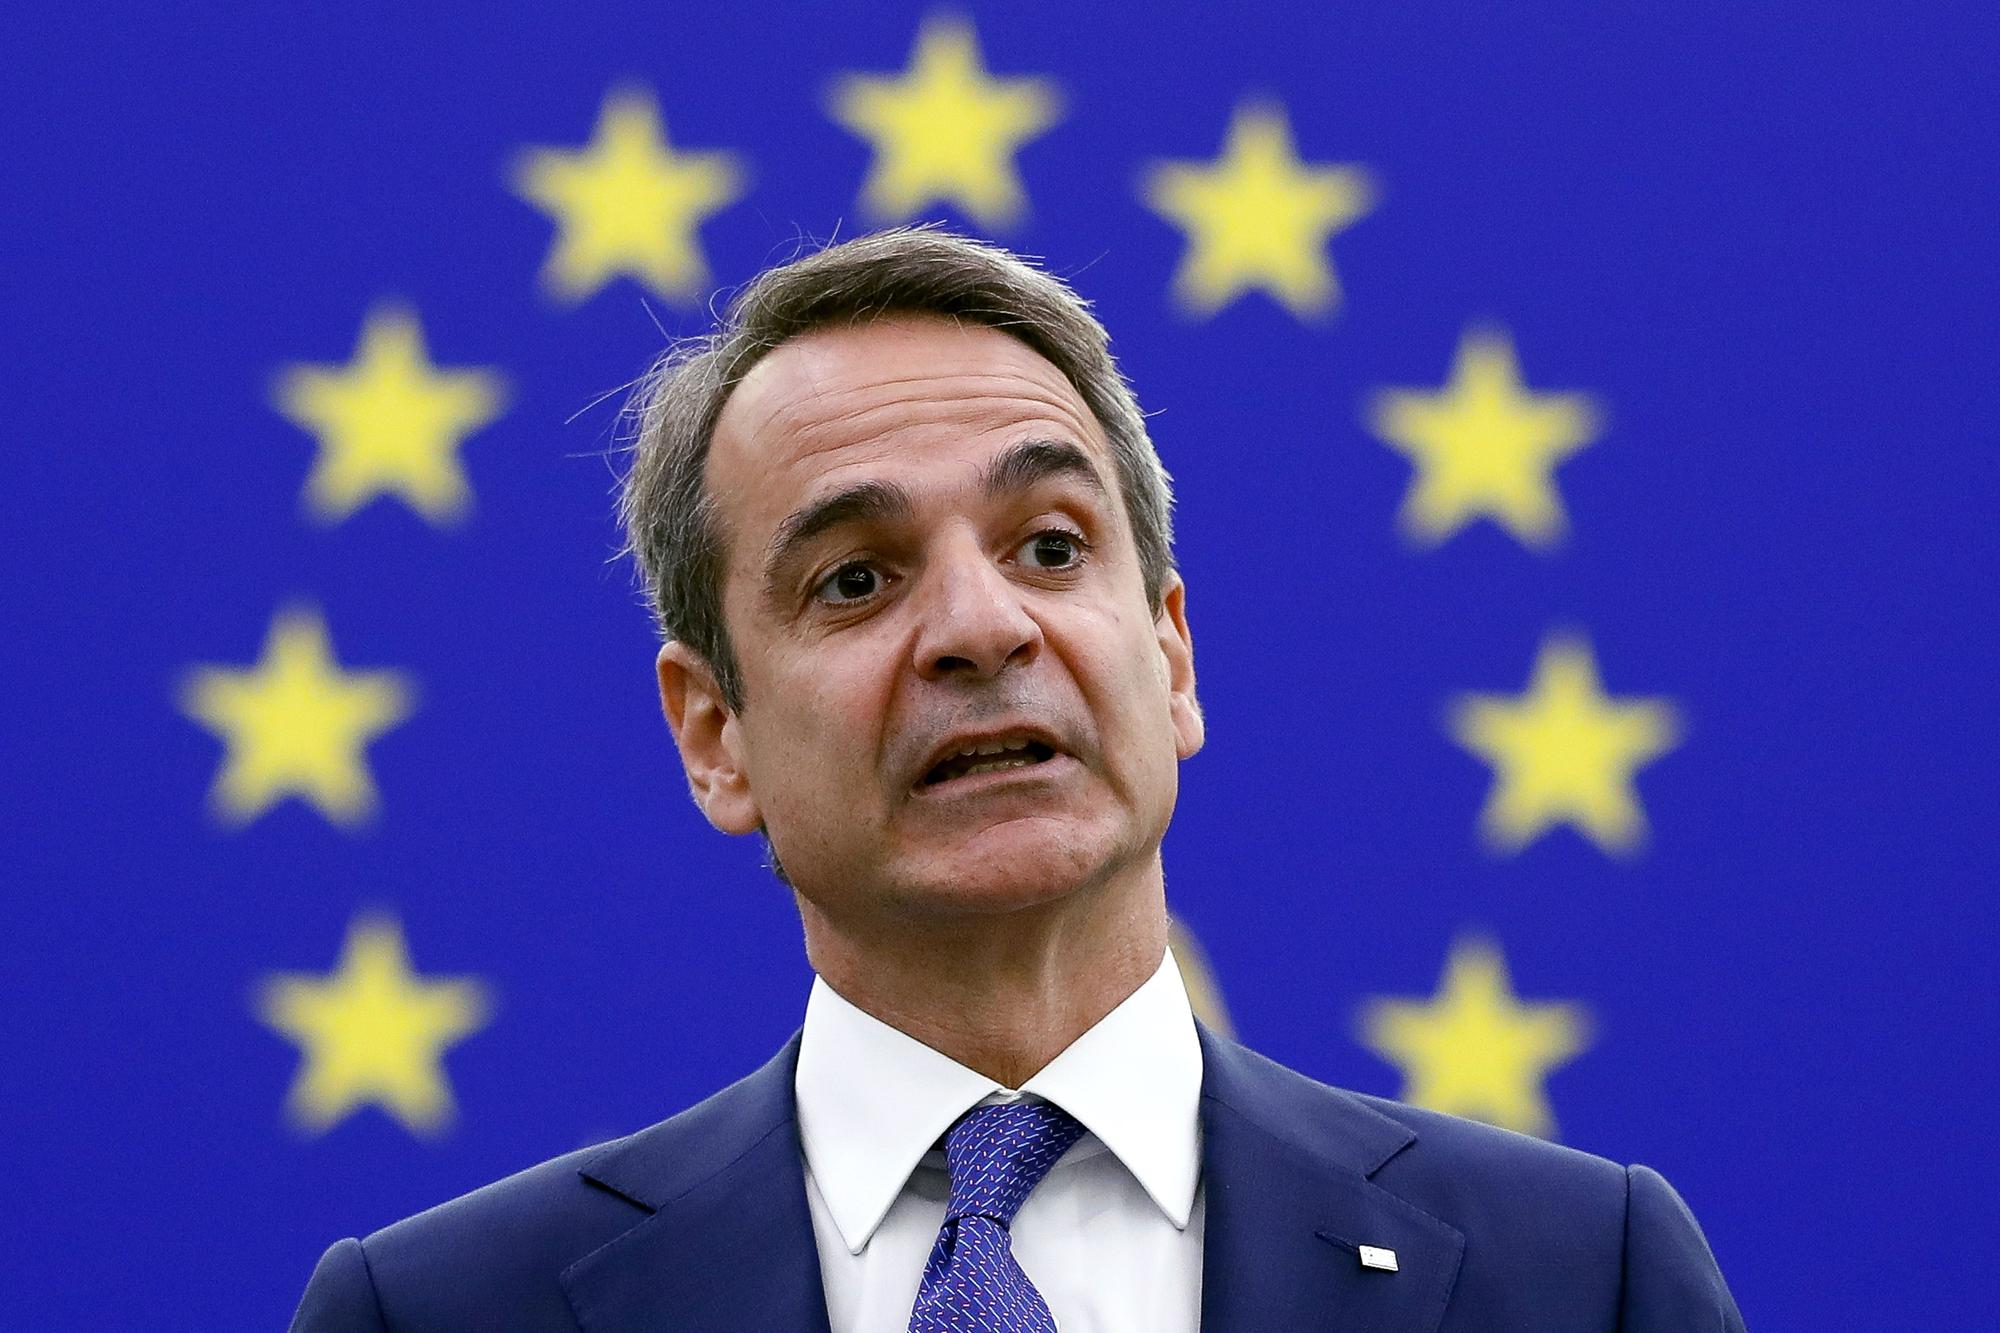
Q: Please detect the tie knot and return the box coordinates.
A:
[941,1099,1086,1227]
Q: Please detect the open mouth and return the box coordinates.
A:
[920,739,1058,788]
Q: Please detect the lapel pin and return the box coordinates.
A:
[1357,1245,1399,1272]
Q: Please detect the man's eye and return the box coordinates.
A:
[815,562,883,604]
[1019,529,1088,570]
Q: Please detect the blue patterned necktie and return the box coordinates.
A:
[906,1099,1088,1332]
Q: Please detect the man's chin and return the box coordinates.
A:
[894,818,1130,916]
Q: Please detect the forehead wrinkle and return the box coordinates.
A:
[713,318,1121,619]
[749,374,1100,464]
[723,325,1096,450]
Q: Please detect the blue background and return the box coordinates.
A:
[5,2,1994,1327]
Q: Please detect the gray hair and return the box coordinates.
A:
[618,227,1175,712]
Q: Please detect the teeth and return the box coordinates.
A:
[954,738,1030,758]
[923,738,1052,787]
[962,756,1034,776]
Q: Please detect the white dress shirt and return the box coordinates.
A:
[794,950,1205,1333]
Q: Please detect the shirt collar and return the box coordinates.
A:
[794,950,1204,1254]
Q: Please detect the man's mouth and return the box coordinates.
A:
[919,738,1059,788]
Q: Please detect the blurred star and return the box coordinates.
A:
[829,14,1060,228]
[1143,102,1373,318]
[1452,634,1680,855]
[514,87,745,304]
[1360,936,1590,1139]
[1370,328,1600,549]
[181,607,413,828]
[257,915,491,1136]
[273,304,505,525]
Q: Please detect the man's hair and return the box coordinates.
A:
[618,227,1175,712]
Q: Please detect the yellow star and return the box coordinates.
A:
[829,14,1061,228]
[1369,328,1601,549]
[513,87,746,304]
[1359,936,1590,1139]
[180,607,414,828]
[272,305,506,525]
[257,915,491,1136]
[1452,634,1680,855]
[1142,102,1375,318]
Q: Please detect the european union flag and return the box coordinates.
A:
[7,4,1990,1327]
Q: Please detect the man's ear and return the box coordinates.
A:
[656,641,763,835]
[1156,573,1204,760]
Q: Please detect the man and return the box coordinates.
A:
[292,229,1745,1331]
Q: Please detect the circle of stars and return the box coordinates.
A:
[177,7,1699,1145]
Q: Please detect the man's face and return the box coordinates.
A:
[663,314,1201,928]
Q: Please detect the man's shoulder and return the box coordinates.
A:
[1199,1032,1742,1328]
[1203,1030,1629,1216]
[375,1035,796,1252]
[1346,1085,1632,1223]
[293,1040,801,1329]
[357,1136,636,1279]
[1355,1083,1625,1186]
[290,1135,649,1330]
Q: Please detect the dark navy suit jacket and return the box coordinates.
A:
[291,1026,1745,1331]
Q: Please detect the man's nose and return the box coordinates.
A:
[911,536,1042,681]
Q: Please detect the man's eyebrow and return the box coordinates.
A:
[982,438,1109,501]
[763,480,914,594]
[759,439,1107,598]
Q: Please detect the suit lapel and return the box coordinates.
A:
[1197,1027,1464,1333]
[551,1023,1463,1332]
[559,1036,832,1333]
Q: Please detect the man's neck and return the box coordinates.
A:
[799,872,1169,1089]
